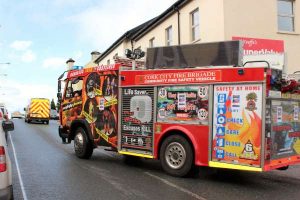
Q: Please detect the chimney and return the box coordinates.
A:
[66,58,75,70]
[91,51,101,61]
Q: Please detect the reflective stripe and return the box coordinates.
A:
[29,99,50,118]
[209,161,263,172]
[118,151,154,158]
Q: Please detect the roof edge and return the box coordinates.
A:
[132,0,188,41]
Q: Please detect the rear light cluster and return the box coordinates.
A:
[265,137,271,160]
[0,146,7,172]
[3,114,8,120]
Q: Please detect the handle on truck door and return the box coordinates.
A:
[243,60,270,68]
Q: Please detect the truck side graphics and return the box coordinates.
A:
[157,86,209,125]
[121,87,154,155]
[212,84,263,167]
[269,100,300,163]
[61,70,118,147]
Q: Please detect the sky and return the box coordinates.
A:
[0,0,177,112]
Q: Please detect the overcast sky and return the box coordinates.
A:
[0,0,177,112]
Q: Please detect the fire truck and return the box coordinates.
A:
[57,41,300,177]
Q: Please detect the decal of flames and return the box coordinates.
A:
[216,91,261,164]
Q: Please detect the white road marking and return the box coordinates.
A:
[9,132,28,200]
[145,172,207,200]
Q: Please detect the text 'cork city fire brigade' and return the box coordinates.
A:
[57,41,300,177]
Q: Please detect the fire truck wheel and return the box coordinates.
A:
[74,127,93,159]
[160,135,193,177]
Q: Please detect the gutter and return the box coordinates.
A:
[132,0,187,41]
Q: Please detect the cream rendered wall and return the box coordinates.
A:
[133,13,179,51]
[96,0,226,66]
[183,0,225,44]
[223,0,300,74]
[134,0,225,50]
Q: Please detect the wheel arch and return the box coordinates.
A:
[157,128,198,164]
[70,119,93,141]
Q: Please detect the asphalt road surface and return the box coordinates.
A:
[6,119,300,200]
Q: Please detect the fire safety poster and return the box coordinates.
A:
[120,87,154,154]
[212,84,263,167]
[157,86,209,125]
[270,100,300,160]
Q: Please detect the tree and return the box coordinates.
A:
[51,99,56,110]
[56,101,60,111]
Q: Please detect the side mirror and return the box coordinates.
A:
[57,92,62,102]
[58,80,61,93]
[2,120,14,132]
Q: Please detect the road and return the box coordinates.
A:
[6,119,300,200]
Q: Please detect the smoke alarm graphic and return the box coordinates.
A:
[130,96,152,123]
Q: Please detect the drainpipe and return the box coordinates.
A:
[174,5,181,45]
[130,39,136,70]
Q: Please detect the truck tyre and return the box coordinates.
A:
[160,135,194,177]
[74,127,93,159]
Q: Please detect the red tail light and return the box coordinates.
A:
[4,114,8,120]
[265,138,271,160]
[0,146,7,172]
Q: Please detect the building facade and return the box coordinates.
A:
[93,0,299,74]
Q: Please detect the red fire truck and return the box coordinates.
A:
[57,42,300,177]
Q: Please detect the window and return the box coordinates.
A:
[149,37,155,48]
[165,26,172,46]
[65,78,83,99]
[278,0,295,32]
[107,59,110,65]
[113,53,118,59]
[191,8,200,41]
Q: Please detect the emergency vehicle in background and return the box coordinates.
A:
[57,41,300,177]
[25,98,50,124]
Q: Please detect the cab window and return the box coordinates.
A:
[65,77,83,99]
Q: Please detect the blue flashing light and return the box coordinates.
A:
[72,66,83,70]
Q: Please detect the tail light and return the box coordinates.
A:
[0,146,7,172]
[265,138,271,160]
[4,114,8,121]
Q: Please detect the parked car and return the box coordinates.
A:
[0,105,10,120]
[0,109,14,200]
[50,109,59,120]
[11,111,23,119]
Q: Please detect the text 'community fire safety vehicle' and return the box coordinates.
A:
[57,42,300,177]
[25,98,50,124]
